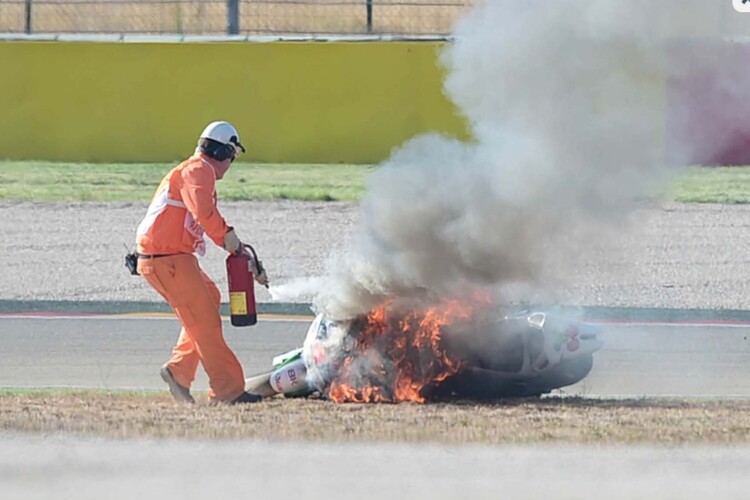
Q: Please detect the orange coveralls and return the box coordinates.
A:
[135,152,245,402]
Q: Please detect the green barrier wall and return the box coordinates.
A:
[0,41,467,164]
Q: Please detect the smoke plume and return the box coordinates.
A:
[281,0,740,320]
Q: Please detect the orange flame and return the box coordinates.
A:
[326,291,493,403]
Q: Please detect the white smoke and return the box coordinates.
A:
[269,277,325,302]
[284,0,742,320]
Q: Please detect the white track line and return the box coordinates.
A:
[0,314,313,322]
[2,315,749,327]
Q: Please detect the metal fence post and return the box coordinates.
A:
[227,0,240,35]
[366,0,373,33]
[24,0,32,34]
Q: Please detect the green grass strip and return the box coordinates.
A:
[1,161,750,204]
[672,166,750,204]
[0,161,373,202]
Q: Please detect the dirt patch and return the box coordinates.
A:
[3,391,749,445]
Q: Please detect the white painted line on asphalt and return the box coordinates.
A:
[548,393,750,400]
[590,320,750,328]
[2,315,749,327]
[0,314,313,322]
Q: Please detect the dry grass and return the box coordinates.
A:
[0,0,477,35]
[2,390,750,445]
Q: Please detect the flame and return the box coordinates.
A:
[326,291,493,403]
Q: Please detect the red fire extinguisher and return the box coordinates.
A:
[226,243,265,327]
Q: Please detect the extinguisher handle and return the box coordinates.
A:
[240,243,268,288]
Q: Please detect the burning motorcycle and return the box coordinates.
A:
[245,299,603,403]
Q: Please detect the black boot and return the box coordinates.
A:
[231,391,263,404]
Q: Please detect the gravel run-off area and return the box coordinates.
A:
[2,200,750,310]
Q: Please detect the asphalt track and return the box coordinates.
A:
[1,315,750,396]
[4,435,750,500]
[3,314,750,499]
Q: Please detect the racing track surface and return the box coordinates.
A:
[3,315,750,499]
[1,315,750,396]
[4,435,750,500]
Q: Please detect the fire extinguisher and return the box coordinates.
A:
[226,243,265,327]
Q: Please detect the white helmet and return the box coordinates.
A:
[199,121,246,155]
